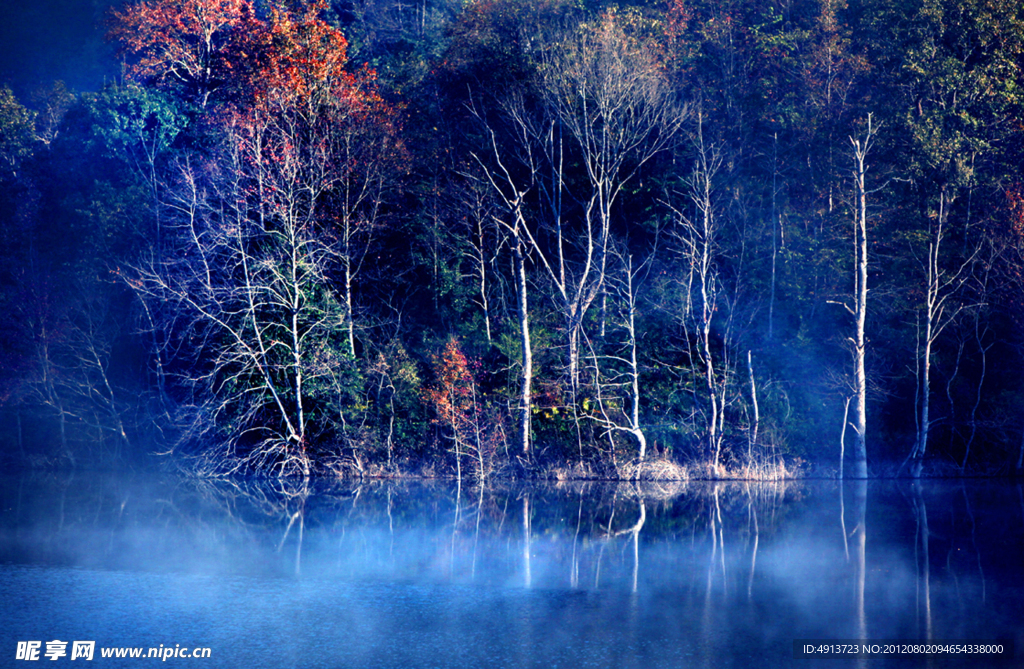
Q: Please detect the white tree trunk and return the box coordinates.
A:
[849,116,876,480]
[514,233,532,457]
[747,350,759,461]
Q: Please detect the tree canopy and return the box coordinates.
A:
[3,0,1024,479]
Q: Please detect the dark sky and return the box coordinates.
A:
[0,0,127,101]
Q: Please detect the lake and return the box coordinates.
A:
[1,473,1022,668]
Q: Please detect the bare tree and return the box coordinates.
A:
[125,9,401,476]
[846,115,878,479]
[540,12,686,393]
[908,187,980,477]
[587,249,648,462]
[469,13,685,460]
[22,285,148,466]
[469,117,536,458]
[669,115,728,471]
[457,181,502,343]
[132,105,350,476]
[327,103,403,359]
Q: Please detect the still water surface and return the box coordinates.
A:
[1,474,1022,668]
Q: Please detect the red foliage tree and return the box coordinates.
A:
[108,0,372,112]
[107,0,259,107]
[113,0,405,474]
[425,337,487,480]
[426,338,477,441]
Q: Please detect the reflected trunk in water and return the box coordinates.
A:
[608,494,646,593]
[960,482,987,604]
[701,482,729,666]
[746,483,759,600]
[912,479,932,640]
[571,487,584,588]
[631,500,644,593]
[522,492,531,589]
[852,480,867,640]
[851,479,868,669]
[472,484,483,579]
[3,475,1021,669]
[276,482,311,576]
[707,483,727,596]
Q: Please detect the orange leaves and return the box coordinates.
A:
[108,0,255,104]
[664,0,699,73]
[249,4,353,107]
[997,183,1024,325]
[108,0,402,207]
[108,0,373,114]
[1007,183,1024,243]
[425,338,479,436]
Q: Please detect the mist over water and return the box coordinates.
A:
[1,474,1022,668]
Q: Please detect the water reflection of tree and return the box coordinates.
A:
[601,487,646,592]
[745,483,759,599]
[911,479,931,640]
[183,476,315,574]
[852,481,867,648]
[538,480,789,594]
[4,474,797,590]
[11,474,1024,668]
[0,472,323,571]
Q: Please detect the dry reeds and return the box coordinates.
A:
[616,457,690,481]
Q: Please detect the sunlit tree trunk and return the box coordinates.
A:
[462,185,495,344]
[961,316,990,471]
[626,261,645,461]
[909,188,977,477]
[747,351,759,461]
[590,251,647,461]
[672,115,725,471]
[848,116,877,480]
[513,232,532,457]
[541,12,685,396]
[469,129,534,458]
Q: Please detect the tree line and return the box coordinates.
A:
[1,0,1023,479]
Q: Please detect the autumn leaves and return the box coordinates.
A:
[110,0,401,476]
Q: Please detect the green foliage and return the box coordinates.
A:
[0,86,36,180]
[89,85,186,173]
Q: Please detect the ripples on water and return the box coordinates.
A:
[1,474,1022,668]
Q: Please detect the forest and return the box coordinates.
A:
[1,0,1023,480]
